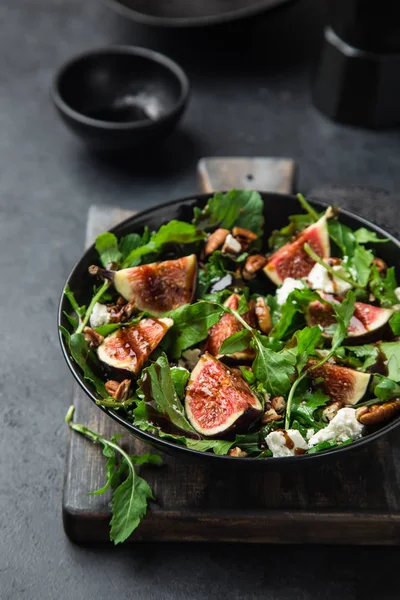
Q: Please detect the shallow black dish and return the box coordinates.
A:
[102,0,295,28]
[52,46,189,152]
[59,192,400,463]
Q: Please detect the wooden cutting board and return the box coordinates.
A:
[63,158,400,545]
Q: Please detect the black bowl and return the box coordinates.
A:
[59,192,400,464]
[51,46,189,152]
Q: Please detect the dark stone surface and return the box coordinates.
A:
[2,0,400,598]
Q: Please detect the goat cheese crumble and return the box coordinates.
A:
[308,407,364,446]
[266,429,309,457]
[90,302,111,328]
[307,262,354,295]
[276,277,306,305]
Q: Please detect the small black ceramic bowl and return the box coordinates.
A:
[51,46,189,152]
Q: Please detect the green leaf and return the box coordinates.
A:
[379,342,400,382]
[219,329,252,355]
[68,332,108,398]
[340,344,379,371]
[197,251,235,298]
[186,439,234,455]
[268,214,314,252]
[138,353,196,433]
[95,232,122,268]
[270,288,325,341]
[374,376,400,400]
[239,366,256,384]
[354,228,389,244]
[163,302,224,359]
[195,189,264,237]
[370,266,399,307]
[353,245,373,287]
[291,387,330,427]
[292,326,322,373]
[110,469,153,544]
[94,314,144,337]
[89,435,122,496]
[64,284,86,318]
[328,220,356,257]
[389,311,400,335]
[252,332,296,397]
[331,290,356,352]
[170,367,190,399]
[119,232,148,266]
[297,193,319,221]
[307,439,341,454]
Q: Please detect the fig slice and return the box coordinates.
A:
[307,359,371,405]
[306,293,393,338]
[264,214,330,286]
[185,352,262,437]
[97,317,173,376]
[113,255,197,316]
[204,294,256,361]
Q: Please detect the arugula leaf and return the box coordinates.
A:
[64,284,86,320]
[185,439,234,455]
[251,332,296,397]
[389,311,400,335]
[119,231,149,266]
[239,366,256,384]
[370,266,399,307]
[170,367,190,399]
[197,251,235,298]
[297,193,319,221]
[354,228,389,244]
[268,214,314,252]
[65,407,161,544]
[337,344,379,371]
[291,387,329,428]
[95,232,122,268]
[195,190,264,237]
[122,220,205,268]
[220,329,252,355]
[353,245,374,287]
[307,439,343,454]
[138,353,196,434]
[374,376,400,400]
[379,342,400,382]
[63,331,108,398]
[94,314,144,337]
[330,290,356,353]
[163,302,224,359]
[270,288,326,341]
[328,220,356,257]
[291,326,322,374]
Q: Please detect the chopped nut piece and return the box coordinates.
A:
[105,379,132,401]
[228,447,248,458]
[271,396,286,414]
[255,297,272,334]
[356,399,400,425]
[261,408,282,424]
[109,299,136,323]
[83,326,104,348]
[322,401,342,422]
[243,254,268,280]
[372,257,387,275]
[222,233,242,255]
[232,227,258,250]
[204,228,229,256]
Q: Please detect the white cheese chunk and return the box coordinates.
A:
[178,348,201,371]
[308,407,364,446]
[276,277,306,305]
[222,234,242,255]
[90,302,111,328]
[395,288,400,302]
[307,262,353,295]
[266,429,308,458]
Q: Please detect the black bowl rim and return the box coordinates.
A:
[51,45,190,130]
[101,0,294,28]
[59,191,400,464]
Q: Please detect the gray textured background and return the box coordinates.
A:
[2,0,400,598]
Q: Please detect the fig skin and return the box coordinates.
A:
[307,293,394,341]
[204,294,256,361]
[307,359,371,405]
[112,255,197,317]
[97,317,173,376]
[185,352,262,438]
[264,214,330,285]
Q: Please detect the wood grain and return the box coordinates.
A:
[63,160,400,545]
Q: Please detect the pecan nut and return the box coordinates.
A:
[261,408,282,424]
[356,399,400,425]
[322,401,342,422]
[204,228,229,256]
[105,379,132,401]
[271,396,286,414]
[109,299,136,323]
[228,447,248,457]
[372,257,387,275]
[255,297,272,334]
[232,227,258,250]
[83,327,104,348]
[243,254,268,280]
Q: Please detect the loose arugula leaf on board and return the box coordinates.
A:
[170,367,190,400]
[389,311,400,335]
[379,342,400,382]
[370,266,399,307]
[65,407,161,544]
[95,232,122,268]
[354,228,389,244]
[89,434,122,496]
[163,302,224,359]
[194,189,264,237]
[138,353,196,434]
[220,330,252,355]
[374,376,400,401]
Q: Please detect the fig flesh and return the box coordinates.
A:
[205,294,256,360]
[264,214,330,285]
[185,352,262,437]
[113,255,197,316]
[97,317,173,376]
[306,293,393,338]
[307,359,371,405]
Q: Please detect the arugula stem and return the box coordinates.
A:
[303,243,364,289]
[96,398,137,410]
[76,280,111,333]
[297,193,319,222]
[353,397,388,408]
[284,373,306,429]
